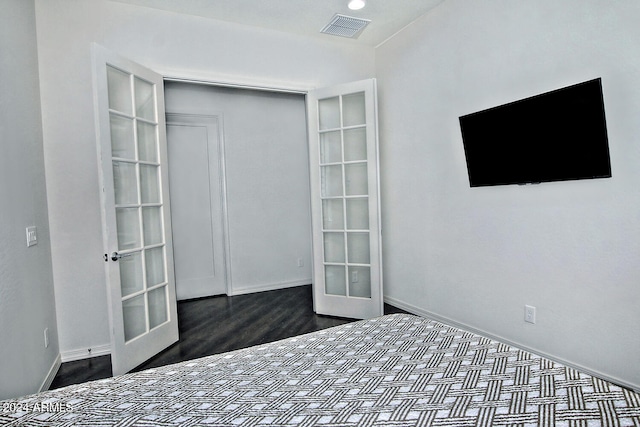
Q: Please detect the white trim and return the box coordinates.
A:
[384,295,640,394]
[39,354,62,392]
[60,344,111,363]
[163,76,310,95]
[229,279,312,297]
[216,117,234,296]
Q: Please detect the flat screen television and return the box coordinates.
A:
[459,78,611,187]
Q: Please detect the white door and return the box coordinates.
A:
[93,45,179,375]
[307,79,383,319]
[166,114,229,300]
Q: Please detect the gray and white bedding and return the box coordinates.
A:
[2,314,639,426]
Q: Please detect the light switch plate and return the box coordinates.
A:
[26,226,37,247]
[524,305,536,324]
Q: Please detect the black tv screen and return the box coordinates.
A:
[459,78,611,187]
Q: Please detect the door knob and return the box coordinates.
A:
[111,251,133,261]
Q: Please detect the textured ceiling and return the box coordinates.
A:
[110,0,445,46]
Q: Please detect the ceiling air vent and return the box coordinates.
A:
[320,14,371,39]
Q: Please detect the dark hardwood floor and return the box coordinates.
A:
[50,284,407,390]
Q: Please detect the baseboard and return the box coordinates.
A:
[60,344,111,363]
[384,295,640,394]
[230,279,312,296]
[39,353,61,392]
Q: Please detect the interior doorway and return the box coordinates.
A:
[164,81,313,299]
[166,113,230,300]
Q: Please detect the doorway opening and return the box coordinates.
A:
[163,81,313,301]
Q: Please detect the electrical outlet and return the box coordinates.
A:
[351,270,359,283]
[524,305,536,324]
[44,328,49,348]
[297,258,304,267]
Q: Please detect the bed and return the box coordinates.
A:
[2,314,639,426]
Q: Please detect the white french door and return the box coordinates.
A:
[307,79,383,319]
[93,45,178,375]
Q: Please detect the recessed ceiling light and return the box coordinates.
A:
[348,0,366,11]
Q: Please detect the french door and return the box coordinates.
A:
[307,79,383,319]
[93,45,178,375]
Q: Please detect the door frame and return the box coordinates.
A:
[165,112,232,298]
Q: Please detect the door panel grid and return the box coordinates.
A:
[107,64,169,342]
[309,79,382,319]
[318,92,370,300]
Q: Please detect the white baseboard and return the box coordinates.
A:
[39,353,62,392]
[230,279,311,296]
[60,344,111,363]
[384,295,640,394]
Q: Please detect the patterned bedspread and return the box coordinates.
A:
[2,314,639,426]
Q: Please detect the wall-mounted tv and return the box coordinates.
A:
[459,78,611,187]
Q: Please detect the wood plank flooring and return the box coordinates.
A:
[50,285,407,390]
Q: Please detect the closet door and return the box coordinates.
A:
[307,79,383,319]
[166,113,229,300]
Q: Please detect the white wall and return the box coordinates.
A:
[34,0,375,358]
[376,0,640,390]
[0,0,60,399]
[165,83,312,295]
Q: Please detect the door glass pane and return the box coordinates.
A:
[123,294,146,342]
[344,128,367,162]
[349,266,371,298]
[320,131,342,164]
[145,246,165,286]
[347,232,370,264]
[345,163,368,196]
[321,165,343,197]
[324,232,345,263]
[342,92,366,127]
[140,164,160,203]
[325,265,346,296]
[148,286,168,329]
[110,115,135,159]
[318,97,340,130]
[134,77,155,121]
[346,198,369,230]
[137,122,158,163]
[119,251,143,298]
[113,162,138,205]
[116,208,141,250]
[106,66,132,115]
[322,199,344,230]
[142,207,163,245]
